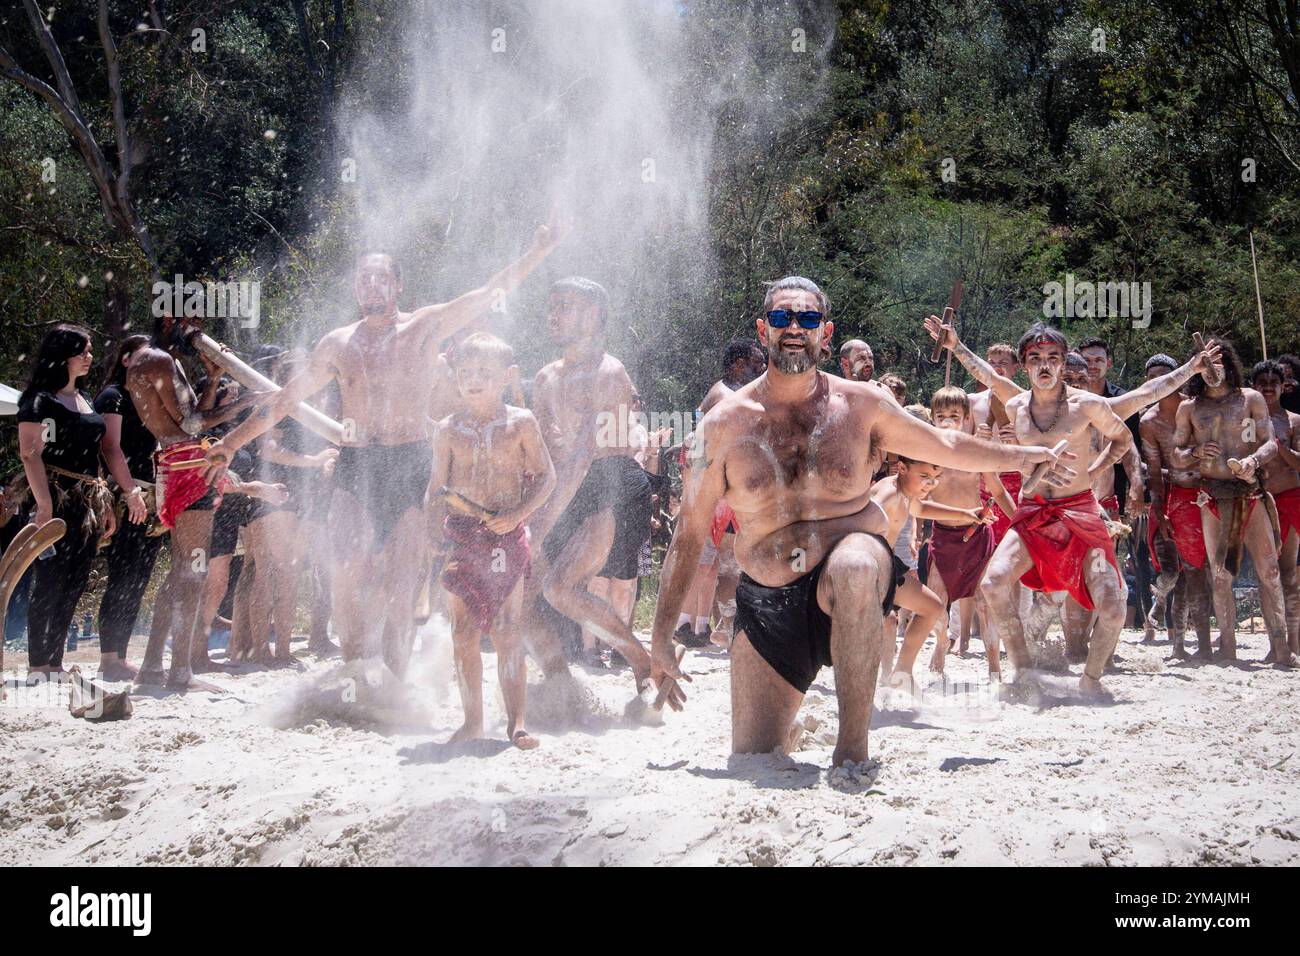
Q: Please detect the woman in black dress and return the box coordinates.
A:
[16,325,144,682]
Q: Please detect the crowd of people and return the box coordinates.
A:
[4,219,1299,764]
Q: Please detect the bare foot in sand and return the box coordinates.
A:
[135,668,167,687]
[308,638,339,658]
[446,722,483,745]
[272,653,302,668]
[191,654,226,674]
[709,628,732,649]
[1170,645,1191,661]
[1077,673,1114,701]
[99,657,139,682]
[510,728,540,750]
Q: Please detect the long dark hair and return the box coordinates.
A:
[1186,336,1244,397]
[106,334,150,387]
[21,324,91,404]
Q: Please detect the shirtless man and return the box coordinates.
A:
[526,277,664,706]
[127,315,262,687]
[838,339,874,383]
[924,386,1016,677]
[1138,355,1194,656]
[204,215,568,678]
[428,333,555,749]
[929,319,1219,663]
[648,278,1071,767]
[1250,360,1300,656]
[1171,340,1292,665]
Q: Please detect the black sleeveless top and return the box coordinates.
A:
[17,390,106,479]
[94,383,157,481]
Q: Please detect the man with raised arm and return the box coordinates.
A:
[1170,339,1293,666]
[203,214,568,677]
[648,278,1073,769]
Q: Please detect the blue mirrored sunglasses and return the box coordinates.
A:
[765,309,825,330]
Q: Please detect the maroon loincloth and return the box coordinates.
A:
[928,520,995,604]
[1010,489,1120,612]
[440,514,531,632]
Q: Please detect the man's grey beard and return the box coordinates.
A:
[770,343,818,374]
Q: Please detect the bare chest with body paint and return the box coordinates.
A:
[331,318,439,444]
[1187,391,1265,481]
[442,411,533,513]
[1007,389,1100,499]
[1263,409,1300,495]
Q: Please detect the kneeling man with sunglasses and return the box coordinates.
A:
[648,276,1075,769]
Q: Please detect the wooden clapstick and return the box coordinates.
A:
[929,279,964,363]
[1020,440,1070,499]
[438,487,497,521]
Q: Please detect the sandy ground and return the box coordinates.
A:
[2,621,1298,867]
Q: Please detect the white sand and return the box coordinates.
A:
[2,624,1298,866]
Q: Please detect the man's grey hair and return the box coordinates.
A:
[762,276,830,315]
[839,338,870,359]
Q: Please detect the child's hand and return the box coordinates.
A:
[485,510,521,535]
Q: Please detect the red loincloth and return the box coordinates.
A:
[440,514,531,632]
[1163,484,1259,570]
[1009,489,1120,612]
[1275,486,1300,545]
[1099,494,1120,517]
[980,471,1023,545]
[155,440,224,530]
[710,499,738,548]
[929,520,995,604]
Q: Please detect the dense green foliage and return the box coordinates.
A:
[2,0,1298,461]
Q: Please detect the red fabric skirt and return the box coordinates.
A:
[441,514,531,632]
[155,440,223,530]
[1009,489,1120,612]
[1275,486,1300,545]
[929,520,995,603]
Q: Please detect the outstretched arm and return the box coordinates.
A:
[1107,342,1222,420]
[409,211,571,349]
[205,337,336,473]
[873,396,1075,485]
[923,313,1022,402]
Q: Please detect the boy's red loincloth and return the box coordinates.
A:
[440,514,531,632]
[1275,486,1300,545]
[1163,484,1259,570]
[1009,489,1119,612]
[155,440,224,530]
[928,520,994,604]
[980,471,1022,545]
[1099,494,1120,517]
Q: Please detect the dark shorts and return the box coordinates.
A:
[543,456,652,580]
[209,495,250,559]
[332,441,432,551]
[735,533,902,694]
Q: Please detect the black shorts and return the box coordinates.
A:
[209,495,250,558]
[332,441,432,551]
[543,456,652,580]
[734,533,903,694]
